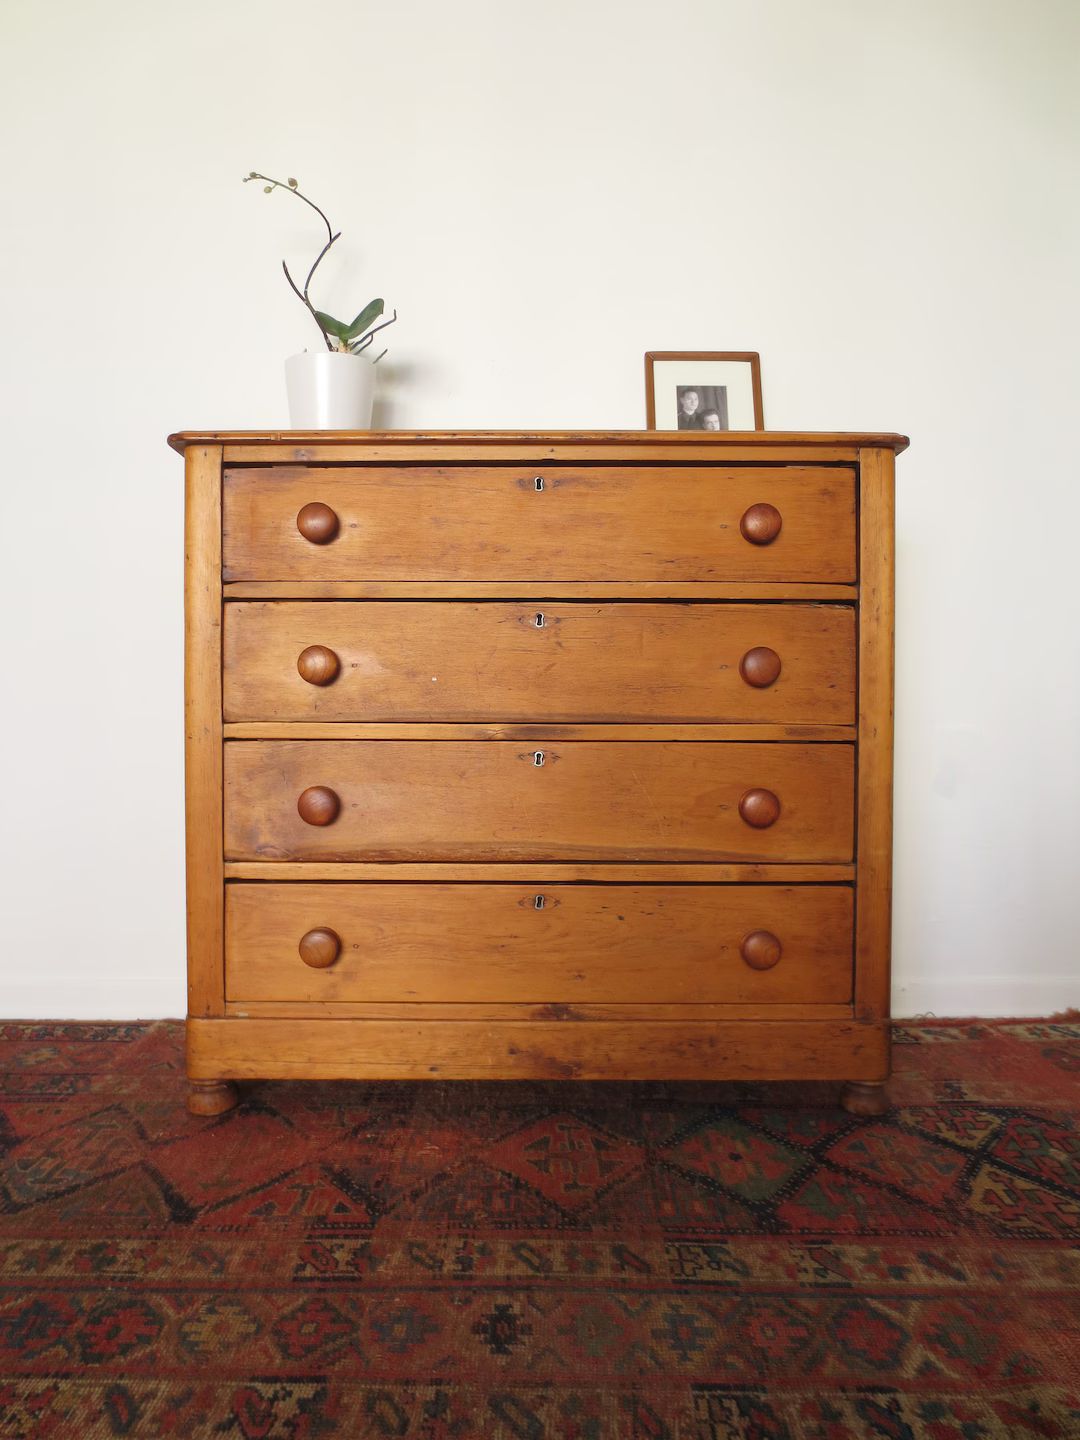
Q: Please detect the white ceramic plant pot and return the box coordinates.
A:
[285,350,376,429]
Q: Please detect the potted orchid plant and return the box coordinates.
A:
[244,171,396,428]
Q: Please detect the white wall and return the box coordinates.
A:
[1,0,1077,1019]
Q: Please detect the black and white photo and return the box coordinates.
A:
[675,385,730,430]
[646,353,764,431]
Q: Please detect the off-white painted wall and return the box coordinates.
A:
[2,0,1077,1019]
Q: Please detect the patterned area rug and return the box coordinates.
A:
[0,1020,1078,1439]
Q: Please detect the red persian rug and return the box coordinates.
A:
[0,1019,1077,1439]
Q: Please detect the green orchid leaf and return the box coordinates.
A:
[313,310,351,340]
[344,298,384,340]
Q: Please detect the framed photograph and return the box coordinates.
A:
[645,351,764,431]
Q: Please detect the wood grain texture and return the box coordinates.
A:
[296,785,340,826]
[223,582,860,601]
[187,1016,889,1081]
[854,447,896,1027]
[738,788,781,829]
[296,644,340,686]
[224,445,872,465]
[225,883,854,1004]
[740,930,783,970]
[168,428,911,455]
[223,862,857,881]
[174,427,900,1091]
[185,1080,240,1115]
[223,740,855,863]
[295,501,339,544]
[739,502,783,544]
[184,445,224,1017]
[224,1001,856,1021]
[223,601,856,724]
[222,723,858,743]
[222,467,856,583]
[738,646,782,689]
[297,927,341,969]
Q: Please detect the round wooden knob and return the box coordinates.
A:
[297,786,340,826]
[738,788,781,829]
[299,928,341,969]
[739,646,782,688]
[297,645,340,686]
[296,502,339,544]
[739,503,782,545]
[741,930,782,970]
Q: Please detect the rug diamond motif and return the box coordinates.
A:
[664,1115,805,1201]
[487,1113,645,1211]
[990,1115,1080,1190]
[826,1124,969,1206]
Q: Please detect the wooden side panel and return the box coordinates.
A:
[184,446,224,1016]
[223,740,855,863]
[223,601,856,724]
[225,883,854,1004]
[854,448,896,1026]
[222,467,856,583]
[187,1016,888,1081]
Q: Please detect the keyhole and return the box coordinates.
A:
[533,750,545,766]
[534,894,546,910]
[535,612,545,628]
[534,475,545,491]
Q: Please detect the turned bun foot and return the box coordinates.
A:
[840,1080,889,1116]
[187,1080,241,1116]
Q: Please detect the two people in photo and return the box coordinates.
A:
[676,385,727,430]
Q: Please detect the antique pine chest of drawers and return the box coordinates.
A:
[169,429,906,1116]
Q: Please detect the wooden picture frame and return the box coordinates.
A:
[645,351,764,431]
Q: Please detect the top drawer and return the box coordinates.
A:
[222,466,856,583]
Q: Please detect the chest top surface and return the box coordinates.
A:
[169,429,909,456]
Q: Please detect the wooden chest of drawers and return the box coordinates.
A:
[170,429,906,1115]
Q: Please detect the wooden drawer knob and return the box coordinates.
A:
[296,502,339,544]
[741,930,782,970]
[739,646,782,688]
[739,503,782,545]
[297,645,340,686]
[297,786,340,826]
[738,788,781,828]
[299,928,341,968]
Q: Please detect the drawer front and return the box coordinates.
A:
[223,601,856,724]
[223,741,854,861]
[226,883,853,1003]
[222,466,856,582]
